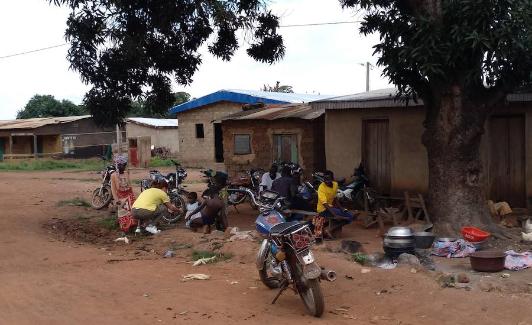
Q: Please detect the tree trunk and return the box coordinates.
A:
[422,86,496,236]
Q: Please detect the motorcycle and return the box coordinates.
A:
[140,160,187,223]
[225,168,264,207]
[91,163,116,209]
[243,189,336,317]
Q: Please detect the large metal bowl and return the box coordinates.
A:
[414,232,435,249]
[386,227,414,238]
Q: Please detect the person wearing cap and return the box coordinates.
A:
[132,176,181,234]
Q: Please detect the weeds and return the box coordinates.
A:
[98,217,119,231]
[0,159,103,171]
[149,157,175,167]
[58,197,91,207]
[352,252,369,265]
[169,242,193,250]
[191,250,233,263]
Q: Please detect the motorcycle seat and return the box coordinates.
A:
[270,221,305,236]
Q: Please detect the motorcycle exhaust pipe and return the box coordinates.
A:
[320,269,337,282]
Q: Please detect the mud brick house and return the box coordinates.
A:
[220,104,326,177]
[313,88,532,208]
[169,89,330,169]
[126,118,179,155]
[0,115,120,159]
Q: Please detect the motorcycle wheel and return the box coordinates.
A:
[162,194,186,223]
[353,188,378,210]
[91,185,112,210]
[258,253,282,289]
[298,278,325,318]
[227,187,247,205]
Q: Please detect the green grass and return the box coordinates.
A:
[191,250,233,263]
[169,242,193,250]
[57,197,91,207]
[149,157,176,167]
[0,159,103,171]
[352,253,369,265]
[98,217,119,231]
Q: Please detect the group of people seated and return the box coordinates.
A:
[109,155,353,239]
[260,163,354,240]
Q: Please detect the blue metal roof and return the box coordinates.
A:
[169,89,332,114]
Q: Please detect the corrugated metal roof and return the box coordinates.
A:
[126,117,178,128]
[220,104,324,121]
[313,88,532,110]
[169,89,332,114]
[0,115,91,130]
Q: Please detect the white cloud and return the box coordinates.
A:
[0,0,391,119]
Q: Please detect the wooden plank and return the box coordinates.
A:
[362,119,391,194]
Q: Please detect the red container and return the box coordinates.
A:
[461,227,490,242]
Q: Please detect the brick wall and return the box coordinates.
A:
[222,117,325,177]
[176,102,243,168]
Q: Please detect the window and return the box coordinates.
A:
[234,134,251,155]
[195,123,204,138]
[273,134,298,163]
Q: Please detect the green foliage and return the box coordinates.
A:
[57,197,91,207]
[0,159,102,171]
[149,157,174,167]
[17,95,87,119]
[191,250,233,263]
[262,81,294,93]
[341,0,532,102]
[98,217,119,231]
[49,0,285,126]
[128,92,191,118]
[352,253,368,265]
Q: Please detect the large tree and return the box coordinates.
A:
[17,95,87,119]
[341,0,532,236]
[129,91,191,118]
[50,0,285,126]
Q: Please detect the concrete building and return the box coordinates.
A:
[313,89,532,208]
[169,89,331,169]
[0,116,120,159]
[126,118,179,155]
[220,104,325,177]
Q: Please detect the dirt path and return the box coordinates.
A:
[0,170,531,325]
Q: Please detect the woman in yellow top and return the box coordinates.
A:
[313,170,354,240]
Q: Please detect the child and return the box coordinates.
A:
[185,192,201,229]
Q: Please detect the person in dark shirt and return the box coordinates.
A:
[272,165,297,202]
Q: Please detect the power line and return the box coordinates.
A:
[279,21,360,28]
[0,43,67,59]
[0,21,360,59]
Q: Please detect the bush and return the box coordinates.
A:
[149,157,175,167]
[191,250,233,263]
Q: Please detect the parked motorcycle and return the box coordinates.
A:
[91,163,116,209]
[242,189,335,317]
[226,168,263,207]
[140,160,187,222]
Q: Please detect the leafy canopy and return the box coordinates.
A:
[262,81,294,93]
[341,0,532,104]
[17,95,87,119]
[50,0,285,125]
[129,91,191,118]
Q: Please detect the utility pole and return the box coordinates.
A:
[359,61,372,92]
[116,124,121,155]
[365,61,370,92]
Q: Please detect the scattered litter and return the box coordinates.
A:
[361,268,371,274]
[230,281,239,285]
[114,237,130,244]
[229,227,240,235]
[335,307,349,312]
[410,268,417,274]
[143,293,150,297]
[456,273,470,283]
[182,274,210,281]
[179,311,188,315]
[345,275,354,280]
[248,286,258,289]
[501,273,511,279]
[193,256,217,266]
[163,250,175,258]
[229,230,255,242]
[505,250,532,270]
[432,239,475,258]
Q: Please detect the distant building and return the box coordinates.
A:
[314,88,532,208]
[126,117,179,155]
[169,89,331,168]
[0,116,121,159]
[220,103,326,177]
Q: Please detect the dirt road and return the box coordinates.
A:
[0,169,531,325]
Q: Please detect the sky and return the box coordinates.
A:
[0,0,391,119]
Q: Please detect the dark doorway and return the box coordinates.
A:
[214,123,224,163]
[37,136,44,155]
[489,115,526,207]
[362,119,391,195]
